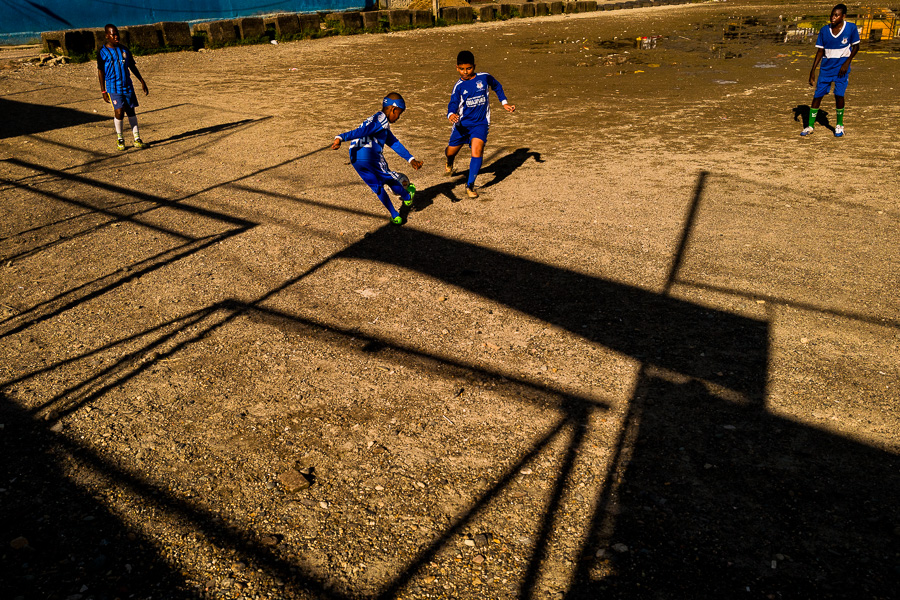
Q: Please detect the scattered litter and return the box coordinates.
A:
[714,80,738,84]
[754,63,777,68]
[270,40,278,45]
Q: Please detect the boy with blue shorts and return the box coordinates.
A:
[445,51,515,199]
[801,4,859,138]
[331,92,422,225]
[97,24,149,151]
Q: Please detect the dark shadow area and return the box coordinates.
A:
[479,147,544,190]
[793,104,833,132]
[567,371,899,599]
[0,98,107,139]
[0,392,190,599]
[148,117,272,147]
[339,226,768,400]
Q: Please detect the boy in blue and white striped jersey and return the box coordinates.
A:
[332,92,423,225]
[801,4,859,138]
[445,50,516,199]
[97,24,149,151]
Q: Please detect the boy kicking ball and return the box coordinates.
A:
[332,93,422,225]
[97,24,150,150]
[445,50,515,198]
[801,4,859,138]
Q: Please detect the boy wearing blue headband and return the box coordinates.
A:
[445,50,515,199]
[332,92,422,225]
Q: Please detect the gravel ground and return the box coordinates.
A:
[1,1,898,599]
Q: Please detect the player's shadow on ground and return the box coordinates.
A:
[793,104,834,133]
[148,117,272,147]
[0,98,107,139]
[479,147,544,189]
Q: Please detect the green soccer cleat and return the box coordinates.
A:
[391,215,403,225]
[133,137,147,149]
[403,184,416,207]
[116,138,126,151]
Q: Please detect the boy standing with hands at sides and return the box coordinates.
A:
[801,4,859,137]
[97,24,149,151]
[445,50,515,199]
[332,92,422,225]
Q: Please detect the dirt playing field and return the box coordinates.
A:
[1,1,898,598]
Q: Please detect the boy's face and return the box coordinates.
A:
[384,106,404,123]
[830,7,845,25]
[105,26,120,44]
[456,63,476,81]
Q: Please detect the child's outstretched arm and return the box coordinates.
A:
[385,130,423,170]
[488,74,515,113]
[332,117,387,149]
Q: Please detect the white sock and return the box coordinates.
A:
[114,118,123,138]
[128,114,139,139]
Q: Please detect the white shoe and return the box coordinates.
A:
[800,126,814,137]
[834,125,844,137]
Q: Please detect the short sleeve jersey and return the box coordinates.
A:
[447,73,508,128]
[97,45,136,94]
[815,21,860,78]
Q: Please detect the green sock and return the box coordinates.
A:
[836,108,844,126]
[809,108,818,127]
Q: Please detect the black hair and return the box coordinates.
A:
[457,50,475,65]
[833,4,847,15]
[385,91,404,102]
[104,23,117,32]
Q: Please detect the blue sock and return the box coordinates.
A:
[467,156,483,188]
[376,189,399,218]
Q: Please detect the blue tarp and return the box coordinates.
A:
[0,0,370,43]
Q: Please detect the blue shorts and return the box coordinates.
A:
[448,123,489,147]
[109,90,139,110]
[351,153,409,199]
[815,71,850,98]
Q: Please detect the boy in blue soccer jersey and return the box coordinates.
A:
[331,92,423,225]
[801,4,859,137]
[445,50,515,198]
[97,24,150,151]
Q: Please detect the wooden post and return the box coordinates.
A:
[433,0,440,19]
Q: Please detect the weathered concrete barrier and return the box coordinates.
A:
[122,24,160,49]
[411,10,432,27]
[192,20,238,45]
[441,7,459,22]
[155,21,192,46]
[520,3,536,17]
[299,14,321,34]
[326,11,363,32]
[478,5,497,21]
[234,17,266,40]
[264,13,301,37]
[576,1,599,12]
[457,6,475,22]
[388,9,411,28]
[41,29,94,55]
[549,1,565,14]
[362,11,382,30]
[536,2,551,16]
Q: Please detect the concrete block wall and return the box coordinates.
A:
[41,1,695,56]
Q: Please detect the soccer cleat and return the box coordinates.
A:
[133,137,147,149]
[466,185,479,198]
[445,163,455,177]
[834,125,844,137]
[800,126,814,137]
[391,215,403,225]
[116,138,126,151]
[403,184,416,207]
